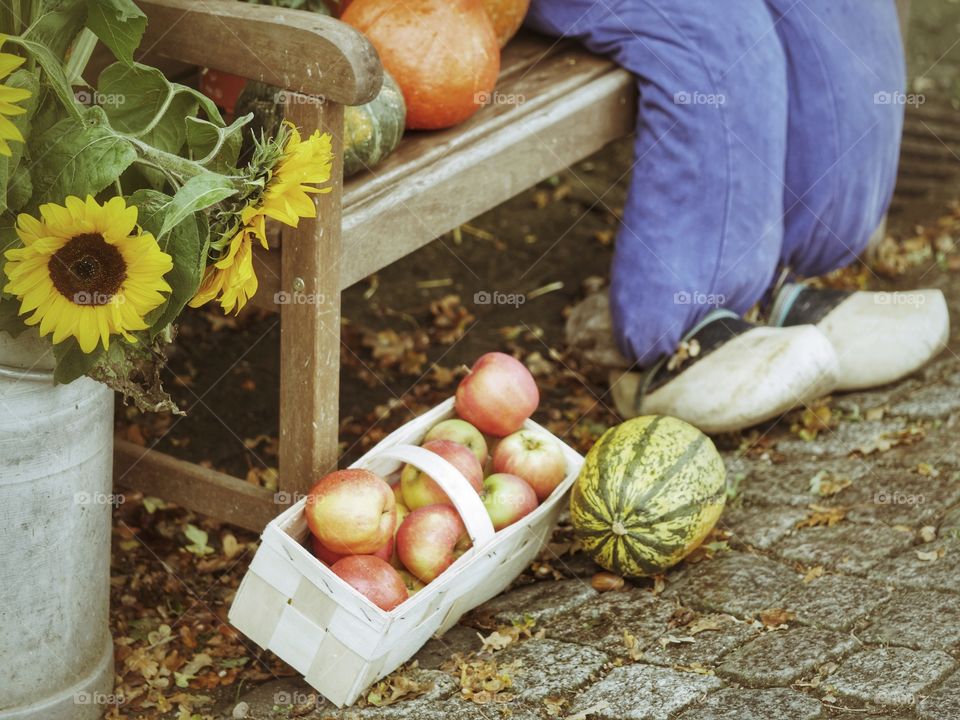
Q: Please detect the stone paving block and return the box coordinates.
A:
[869,539,960,593]
[716,627,858,688]
[861,590,960,652]
[545,588,676,657]
[826,647,956,706]
[675,687,823,720]
[844,467,960,526]
[415,623,484,670]
[566,664,722,720]
[720,505,809,550]
[663,552,800,619]
[230,671,461,720]
[463,578,597,628]
[494,638,608,702]
[941,504,960,533]
[917,669,960,720]
[773,522,914,574]
[642,614,760,669]
[774,418,913,460]
[887,386,960,420]
[739,458,874,508]
[781,574,893,631]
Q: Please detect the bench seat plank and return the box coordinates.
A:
[251,34,634,310]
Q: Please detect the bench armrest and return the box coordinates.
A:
[139,0,382,105]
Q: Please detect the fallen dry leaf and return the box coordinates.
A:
[544,697,568,717]
[796,505,847,529]
[803,565,825,583]
[686,615,729,636]
[758,608,796,629]
[791,403,835,441]
[658,634,695,648]
[622,630,645,661]
[809,470,852,497]
[916,547,946,562]
[365,665,431,707]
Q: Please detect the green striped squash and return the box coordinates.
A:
[571,416,726,577]
[235,69,406,179]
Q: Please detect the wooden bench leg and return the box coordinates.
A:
[278,97,345,502]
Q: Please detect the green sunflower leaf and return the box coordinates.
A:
[185,113,251,172]
[0,296,29,338]
[30,106,137,206]
[131,188,209,338]
[23,1,89,60]
[157,171,237,239]
[85,0,147,66]
[5,37,82,122]
[53,337,105,384]
[97,62,191,147]
[0,69,40,214]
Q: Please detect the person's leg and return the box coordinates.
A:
[763,0,949,389]
[528,0,789,366]
[530,0,841,432]
[764,0,904,275]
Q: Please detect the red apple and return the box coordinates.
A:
[481,473,538,530]
[330,555,408,611]
[305,469,396,555]
[455,352,539,436]
[423,418,488,465]
[397,504,470,582]
[400,439,483,510]
[492,429,568,502]
[310,533,393,565]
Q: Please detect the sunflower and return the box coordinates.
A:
[191,124,333,313]
[189,206,267,314]
[3,196,174,353]
[0,37,30,156]
[259,125,333,227]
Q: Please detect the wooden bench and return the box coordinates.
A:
[113,0,636,531]
[115,0,912,531]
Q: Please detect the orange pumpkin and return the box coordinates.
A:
[342,0,500,130]
[481,0,530,47]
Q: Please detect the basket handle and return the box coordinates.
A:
[355,444,497,550]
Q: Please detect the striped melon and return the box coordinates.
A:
[571,416,726,577]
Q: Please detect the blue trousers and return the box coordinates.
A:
[527,0,905,366]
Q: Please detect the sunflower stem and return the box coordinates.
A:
[128,139,211,183]
[65,29,98,85]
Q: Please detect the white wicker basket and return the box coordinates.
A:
[228,397,584,707]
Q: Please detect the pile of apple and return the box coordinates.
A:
[303,352,569,611]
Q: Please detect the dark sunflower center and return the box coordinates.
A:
[49,233,127,306]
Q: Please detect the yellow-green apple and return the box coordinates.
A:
[397,505,469,582]
[391,480,405,508]
[330,555,408,611]
[481,473,538,530]
[310,533,392,565]
[306,469,396,555]
[399,569,426,595]
[400,439,483,510]
[423,418,488,464]
[455,352,539,436]
[492,429,567,502]
[388,502,410,569]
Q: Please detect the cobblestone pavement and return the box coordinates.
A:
[222,274,960,719]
